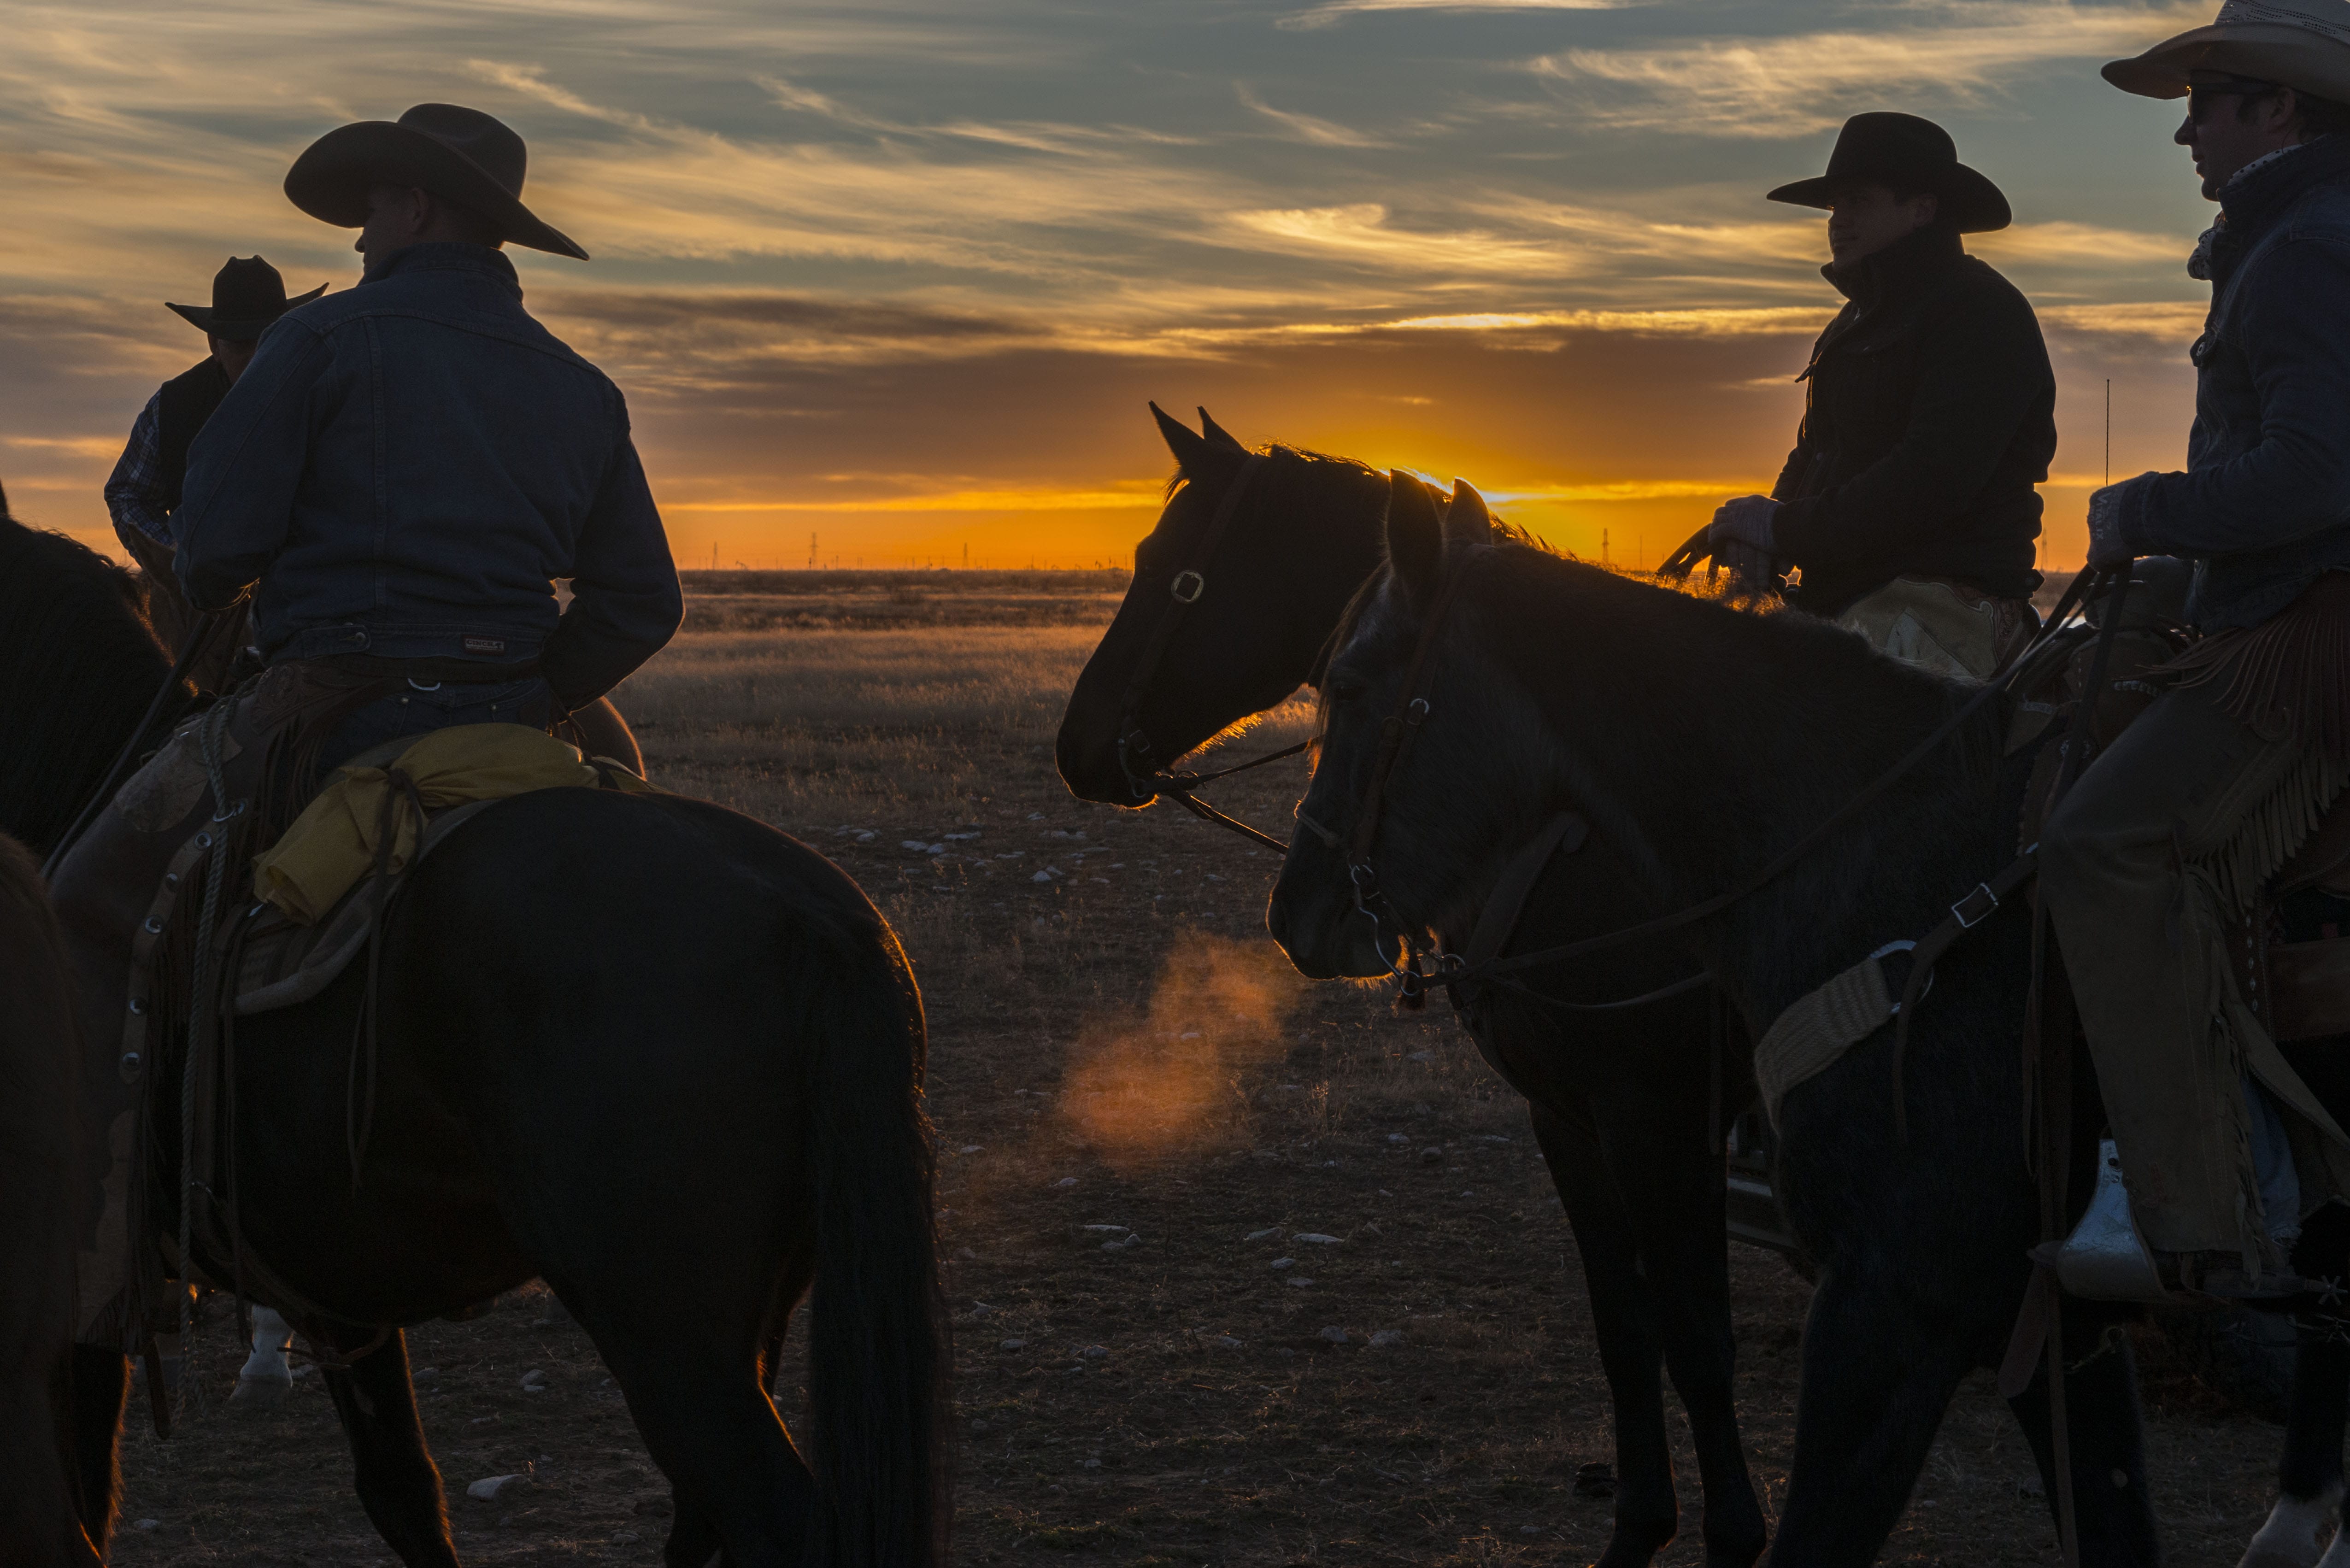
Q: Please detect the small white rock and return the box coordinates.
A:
[1293,1233,1343,1245]
[133,1520,159,1532]
[1052,1177,1078,1189]
[958,1145,982,1154]
[1031,870,1055,883]
[612,1532,640,1545]
[1270,1257,1295,1269]
[1000,1338,1028,1351]
[1079,1345,1108,1359]
[1287,1277,1315,1288]
[1216,1335,1244,1348]
[467,1474,523,1501]
[901,840,931,852]
[1319,1326,1350,1344]
[1082,1224,1129,1233]
[1386,1133,1410,1144]
[1245,1227,1279,1241]
[1369,1329,1406,1348]
[519,1369,547,1391]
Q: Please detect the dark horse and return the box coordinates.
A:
[0,514,948,1568]
[1059,410,1769,1566]
[1271,482,2180,1562]
[0,831,100,1567]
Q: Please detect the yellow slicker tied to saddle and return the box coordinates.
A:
[253,724,609,924]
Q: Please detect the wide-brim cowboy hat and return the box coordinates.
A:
[1766,111,2012,233]
[166,254,326,340]
[282,103,588,260]
[2104,0,2350,102]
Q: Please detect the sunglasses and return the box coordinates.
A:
[2186,81,2282,123]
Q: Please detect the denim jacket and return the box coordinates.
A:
[2113,136,2350,630]
[174,243,682,705]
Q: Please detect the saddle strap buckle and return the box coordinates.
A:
[1950,881,2001,928]
[1169,570,1205,604]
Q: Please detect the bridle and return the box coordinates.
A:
[1300,534,2128,1018]
[1112,452,1308,853]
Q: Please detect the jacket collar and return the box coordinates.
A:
[1822,223,1966,312]
[360,241,523,297]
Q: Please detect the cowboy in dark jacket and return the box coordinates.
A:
[1708,114,2057,680]
[2037,3,2350,1304]
[49,105,682,1351]
[104,258,324,567]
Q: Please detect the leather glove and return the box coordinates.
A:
[2085,479,2148,570]
[1708,494,1785,595]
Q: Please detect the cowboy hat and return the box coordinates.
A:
[2105,0,2350,102]
[165,256,326,341]
[282,103,588,260]
[1766,112,2013,233]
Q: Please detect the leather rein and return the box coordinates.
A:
[1301,536,2123,1016]
[1112,453,1307,854]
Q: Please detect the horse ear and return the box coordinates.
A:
[1444,478,1491,545]
[1150,401,1212,474]
[1385,469,1442,606]
[1197,407,1248,455]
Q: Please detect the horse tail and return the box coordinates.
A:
[803,911,949,1566]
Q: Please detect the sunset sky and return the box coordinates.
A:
[0,0,2229,570]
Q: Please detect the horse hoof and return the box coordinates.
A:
[230,1374,292,1409]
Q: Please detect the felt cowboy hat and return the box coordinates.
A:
[165,255,326,341]
[2104,0,2350,102]
[1766,112,2013,233]
[282,103,588,260]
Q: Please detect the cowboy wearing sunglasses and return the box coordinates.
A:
[2040,0,2350,1303]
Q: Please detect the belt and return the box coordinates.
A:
[300,654,543,686]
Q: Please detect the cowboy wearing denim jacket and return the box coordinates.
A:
[48,106,681,1350]
[2042,1,2350,1302]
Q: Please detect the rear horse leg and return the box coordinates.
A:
[319,1331,459,1568]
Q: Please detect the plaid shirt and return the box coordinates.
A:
[104,391,173,551]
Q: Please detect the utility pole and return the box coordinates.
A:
[809,532,817,569]
[1601,527,1610,564]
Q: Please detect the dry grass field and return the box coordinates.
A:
[105,571,2294,1566]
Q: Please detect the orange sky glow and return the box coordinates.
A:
[0,1,2227,573]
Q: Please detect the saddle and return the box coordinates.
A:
[100,671,650,1380]
[1756,567,2350,1126]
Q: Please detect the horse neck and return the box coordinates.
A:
[1478,566,2007,1015]
[1264,460,1390,680]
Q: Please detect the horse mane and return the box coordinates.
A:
[0,513,174,855]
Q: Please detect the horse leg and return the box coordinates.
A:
[319,1331,458,1568]
[1595,1092,1768,1567]
[68,1345,127,1552]
[1769,1270,1974,1564]
[2007,1312,2159,1567]
[1528,1098,1679,1566]
[656,1263,817,1568]
[2244,1317,2350,1568]
[231,1305,294,1409]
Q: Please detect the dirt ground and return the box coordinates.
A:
[105,571,2296,1566]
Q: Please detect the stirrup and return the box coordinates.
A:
[2047,1139,2168,1303]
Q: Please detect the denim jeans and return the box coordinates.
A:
[317,675,554,773]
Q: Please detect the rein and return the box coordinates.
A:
[1313,542,2118,1010]
[1113,452,1307,854]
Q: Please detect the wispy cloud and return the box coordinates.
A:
[1281,0,1660,29]
[1235,86,1392,147]
[1524,3,2210,136]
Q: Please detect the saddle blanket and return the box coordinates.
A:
[234,723,651,1014]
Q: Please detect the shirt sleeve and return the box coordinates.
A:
[539,396,683,708]
[2120,236,2350,558]
[172,321,332,612]
[1771,283,2052,570]
[104,393,174,552]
